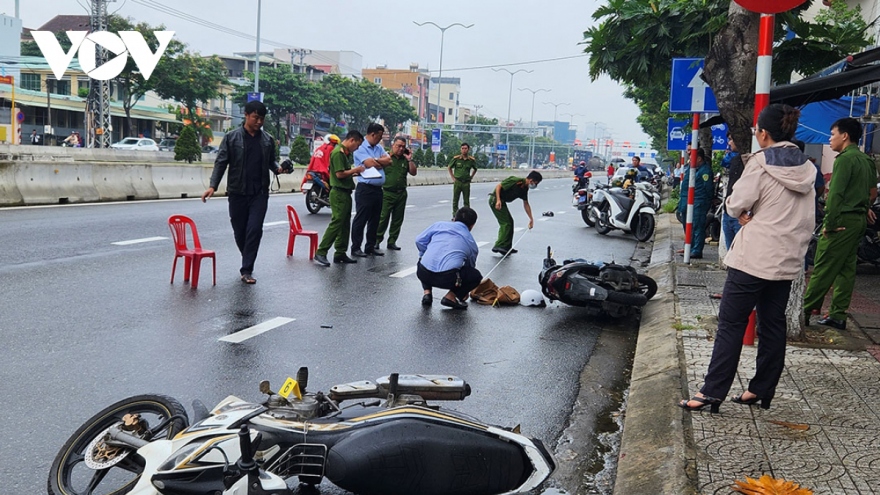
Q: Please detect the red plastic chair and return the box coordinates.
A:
[287,205,319,259]
[168,215,216,289]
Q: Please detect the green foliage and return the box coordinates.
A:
[423,148,436,167]
[441,131,463,156]
[21,31,72,56]
[436,152,448,168]
[154,52,227,139]
[412,147,425,167]
[174,125,201,163]
[773,0,873,83]
[475,153,489,169]
[290,135,311,165]
[233,66,321,142]
[108,15,186,137]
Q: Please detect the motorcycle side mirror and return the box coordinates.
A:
[259,380,273,396]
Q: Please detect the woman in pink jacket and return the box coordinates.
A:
[679,104,816,413]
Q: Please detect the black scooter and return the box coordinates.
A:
[539,246,657,318]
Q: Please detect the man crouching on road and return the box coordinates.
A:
[416,207,482,310]
[201,100,290,284]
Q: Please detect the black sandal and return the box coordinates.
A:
[731,393,771,409]
[677,395,722,413]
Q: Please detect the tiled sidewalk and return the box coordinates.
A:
[674,239,880,494]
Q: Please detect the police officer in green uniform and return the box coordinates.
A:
[803,118,878,329]
[677,148,714,258]
[314,131,366,267]
[375,137,417,251]
[489,171,542,255]
[448,143,478,217]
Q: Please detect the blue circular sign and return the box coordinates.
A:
[16,111,24,123]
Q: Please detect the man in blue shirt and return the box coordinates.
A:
[632,156,651,182]
[416,207,482,310]
[351,123,392,257]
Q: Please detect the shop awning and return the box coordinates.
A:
[769,64,880,107]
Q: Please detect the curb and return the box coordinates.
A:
[613,214,696,495]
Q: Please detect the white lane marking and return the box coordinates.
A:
[111,236,168,246]
[438,200,450,204]
[514,227,525,232]
[391,266,418,278]
[264,221,287,227]
[219,317,295,343]
[539,217,552,222]
[556,211,567,215]
[477,241,490,247]
[406,205,415,208]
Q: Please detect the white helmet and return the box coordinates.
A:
[520,289,546,307]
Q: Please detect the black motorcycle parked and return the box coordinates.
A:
[539,246,657,318]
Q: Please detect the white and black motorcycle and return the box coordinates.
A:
[591,183,657,242]
[48,371,555,495]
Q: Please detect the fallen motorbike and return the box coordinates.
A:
[48,371,555,495]
[591,183,657,242]
[539,246,657,318]
[301,171,331,214]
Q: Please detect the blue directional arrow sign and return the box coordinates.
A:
[670,58,718,113]
[667,119,689,151]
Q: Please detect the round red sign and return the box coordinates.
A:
[734,0,806,13]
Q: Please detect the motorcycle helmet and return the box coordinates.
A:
[326,133,340,144]
[520,289,546,307]
[625,168,638,181]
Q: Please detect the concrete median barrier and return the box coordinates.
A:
[14,162,100,204]
[93,164,159,201]
[0,162,23,205]
[151,164,212,199]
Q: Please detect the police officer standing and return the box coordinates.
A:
[803,118,878,329]
[448,143,478,217]
[375,137,417,251]
[677,148,714,259]
[313,131,366,267]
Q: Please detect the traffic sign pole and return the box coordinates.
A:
[753,13,775,151]
[684,113,700,264]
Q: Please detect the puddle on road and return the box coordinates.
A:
[580,388,628,495]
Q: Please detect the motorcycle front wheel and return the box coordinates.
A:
[48,395,188,495]
[637,274,658,300]
[305,188,323,214]
[581,207,596,227]
[634,213,655,242]
[595,205,612,235]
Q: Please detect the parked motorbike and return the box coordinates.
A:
[808,194,880,267]
[591,183,657,242]
[302,171,331,214]
[573,181,602,227]
[48,370,555,495]
[539,246,657,318]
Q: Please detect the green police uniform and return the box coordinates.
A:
[803,144,877,320]
[376,154,413,247]
[489,176,530,251]
[449,154,477,216]
[317,145,356,259]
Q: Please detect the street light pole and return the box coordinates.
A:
[414,21,474,165]
[585,121,607,156]
[542,101,569,153]
[492,68,532,168]
[519,87,549,168]
[254,0,261,93]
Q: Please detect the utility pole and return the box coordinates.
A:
[492,68,532,168]
[518,87,549,168]
[542,101,569,153]
[254,0,261,93]
[88,0,112,147]
[290,48,312,74]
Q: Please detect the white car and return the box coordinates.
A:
[111,137,159,151]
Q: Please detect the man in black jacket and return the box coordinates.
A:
[201,100,289,284]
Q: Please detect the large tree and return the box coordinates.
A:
[108,15,185,138]
[152,52,228,137]
[233,66,321,142]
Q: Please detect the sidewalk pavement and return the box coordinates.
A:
[613,213,880,495]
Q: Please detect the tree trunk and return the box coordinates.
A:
[702,2,759,154]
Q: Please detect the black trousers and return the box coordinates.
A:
[417,262,483,301]
[351,183,383,253]
[700,268,792,401]
[228,192,269,275]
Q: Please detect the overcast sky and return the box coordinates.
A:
[9,0,651,144]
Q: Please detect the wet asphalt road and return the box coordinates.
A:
[0,178,641,493]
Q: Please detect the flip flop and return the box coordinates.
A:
[241,274,256,284]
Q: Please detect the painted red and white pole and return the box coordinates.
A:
[752,13,775,150]
[683,112,700,264]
